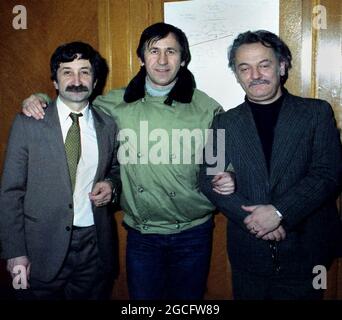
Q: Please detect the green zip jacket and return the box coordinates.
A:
[93,88,222,234]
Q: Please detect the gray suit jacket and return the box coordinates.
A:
[200,91,342,276]
[0,101,121,281]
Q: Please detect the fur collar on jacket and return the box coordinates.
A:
[123,66,196,106]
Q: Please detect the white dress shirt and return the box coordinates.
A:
[56,97,99,226]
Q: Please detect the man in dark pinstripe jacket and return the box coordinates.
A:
[200,30,342,300]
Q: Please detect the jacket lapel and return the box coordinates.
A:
[232,102,269,182]
[90,106,107,186]
[269,94,309,188]
[42,101,72,193]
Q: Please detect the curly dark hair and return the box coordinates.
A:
[136,22,191,66]
[228,30,292,85]
[50,41,108,98]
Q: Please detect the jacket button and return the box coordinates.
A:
[66,226,71,231]
[169,191,176,198]
[69,204,73,209]
[138,186,144,193]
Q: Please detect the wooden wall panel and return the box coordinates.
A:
[98,0,167,92]
[279,0,306,96]
[315,0,342,137]
[315,0,342,299]
[205,214,231,299]
[99,0,130,90]
[111,211,129,299]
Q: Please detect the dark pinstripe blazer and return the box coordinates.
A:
[0,101,121,282]
[200,91,342,276]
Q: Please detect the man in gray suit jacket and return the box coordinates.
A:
[200,30,342,299]
[0,42,120,299]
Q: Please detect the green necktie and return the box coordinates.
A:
[65,112,82,192]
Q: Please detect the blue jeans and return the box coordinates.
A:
[125,218,213,300]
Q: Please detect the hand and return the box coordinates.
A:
[242,204,282,238]
[261,225,286,241]
[22,94,47,119]
[89,181,112,207]
[7,256,31,288]
[211,171,235,195]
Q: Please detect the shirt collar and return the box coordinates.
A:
[56,96,90,123]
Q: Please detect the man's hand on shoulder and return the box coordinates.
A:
[22,94,47,120]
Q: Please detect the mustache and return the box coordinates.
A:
[249,79,270,87]
[66,85,89,92]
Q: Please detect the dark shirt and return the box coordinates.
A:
[247,93,285,171]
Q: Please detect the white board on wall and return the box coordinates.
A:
[164,0,279,110]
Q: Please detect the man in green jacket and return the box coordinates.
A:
[22,23,234,300]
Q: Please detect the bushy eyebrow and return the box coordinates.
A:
[237,59,273,68]
[258,59,272,64]
[60,66,92,70]
[147,46,179,51]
